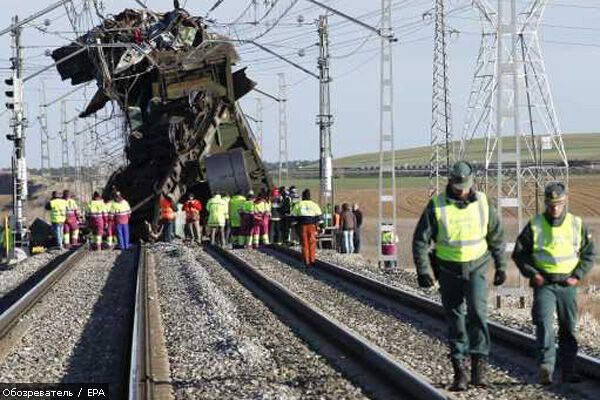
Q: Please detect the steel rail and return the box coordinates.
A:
[271,245,600,381]
[206,244,451,400]
[128,245,172,400]
[129,244,148,400]
[0,246,87,340]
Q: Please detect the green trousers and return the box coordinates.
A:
[438,268,490,361]
[532,284,578,374]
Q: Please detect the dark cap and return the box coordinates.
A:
[449,161,474,190]
[544,182,567,205]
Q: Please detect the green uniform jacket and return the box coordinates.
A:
[412,187,507,277]
[512,211,595,282]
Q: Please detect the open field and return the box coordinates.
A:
[332,132,600,167]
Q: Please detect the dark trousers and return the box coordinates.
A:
[353,227,361,253]
[115,223,130,249]
[438,268,490,361]
[162,221,174,242]
[270,219,283,244]
[533,284,578,374]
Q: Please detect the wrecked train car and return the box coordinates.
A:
[52,7,271,238]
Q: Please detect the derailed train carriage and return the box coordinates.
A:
[52,7,271,238]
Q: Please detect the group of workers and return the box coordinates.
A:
[412,161,595,391]
[159,186,325,266]
[46,189,131,251]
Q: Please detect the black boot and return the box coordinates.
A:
[471,355,487,387]
[450,359,469,391]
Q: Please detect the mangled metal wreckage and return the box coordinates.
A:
[52,7,271,238]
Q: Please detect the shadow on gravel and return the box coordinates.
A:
[60,248,137,400]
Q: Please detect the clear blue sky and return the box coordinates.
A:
[1,0,599,168]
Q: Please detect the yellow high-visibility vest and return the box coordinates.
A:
[531,212,582,274]
[87,200,106,218]
[433,192,489,262]
[49,198,68,223]
[291,200,322,217]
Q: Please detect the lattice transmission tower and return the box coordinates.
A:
[429,0,453,195]
[460,0,568,237]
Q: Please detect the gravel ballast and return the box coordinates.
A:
[150,242,368,400]
[241,248,598,400]
[315,250,600,360]
[0,249,136,396]
[0,250,68,298]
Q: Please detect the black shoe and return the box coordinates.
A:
[471,355,487,387]
[450,359,469,391]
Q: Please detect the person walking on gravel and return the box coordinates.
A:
[291,189,323,267]
[512,182,595,385]
[412,161,507,391]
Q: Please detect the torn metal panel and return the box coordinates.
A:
[51,6,271,239]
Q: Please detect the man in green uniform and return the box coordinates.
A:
[412,161,507,391]
[512,182,595,385]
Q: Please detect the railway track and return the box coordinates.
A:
[0,247,137,398]
[129,245,173,400]
[204,243,451,400]
[205,245,596,399]
[271,245,600,380]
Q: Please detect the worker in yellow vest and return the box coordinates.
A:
[412,161,507,391]
[112,191,132,250]
[228,192,246,248]
[62,190,81,248]
[290,189,323,266]
[206,192,228,246]
[512,182,595,385]
[45,191,68,249]
[86,191,106,251]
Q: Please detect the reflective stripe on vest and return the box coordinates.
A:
[531,213,582,274]
[87,200,105,217]
[291,200,322,217]
[112,200,131,216]
[50,198,68,223]
[433,192,489,262]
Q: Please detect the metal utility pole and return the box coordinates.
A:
[60,100,70,182]
[429,0,453,195]
[6,15,28,252]
[378,0,397,267]
[317,15,334,225]
[255,97,263,151]
[277,73,289,187]
[38,81,51,176]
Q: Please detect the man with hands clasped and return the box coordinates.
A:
[412,161,507,391]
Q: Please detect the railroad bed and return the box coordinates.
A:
[313,249,600,360]
[149,242,371,399]
[0,242,598,400]
[0,248,137,397]
[220,245,599,400]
